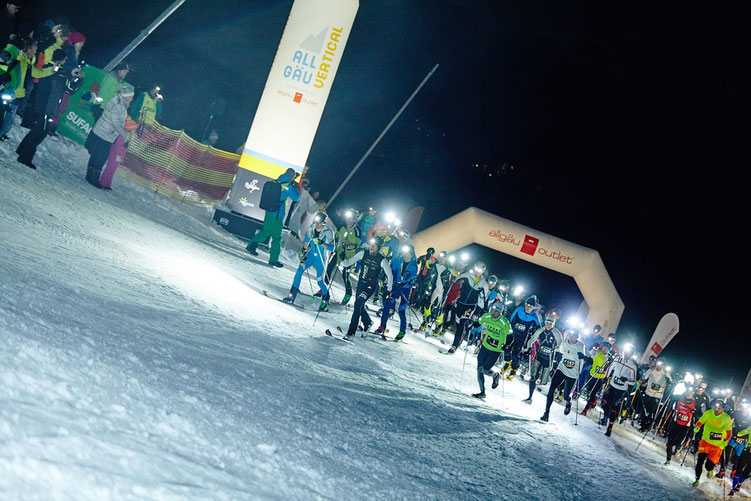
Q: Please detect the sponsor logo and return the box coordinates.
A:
[488,230,574,264]
[244,180,261,193]
[521,235,539,256]
[488,230,520,245]
[293,92,303,103]
[651,342,663,355]
[219,218,229,226]
[66,110,92,134]
[238,197,255,208]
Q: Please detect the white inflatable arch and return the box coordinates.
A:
[412,207,624,332]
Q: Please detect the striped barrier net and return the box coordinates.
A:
[118,121,239,205]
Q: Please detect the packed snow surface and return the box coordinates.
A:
[0,130,727,500]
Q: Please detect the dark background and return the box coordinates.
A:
[20,1,749,389]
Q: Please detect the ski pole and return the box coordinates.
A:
[460,341,469,386]
[575,375,581,426]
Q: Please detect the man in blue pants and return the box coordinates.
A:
[375,244,417,341]
[284,213,334,310]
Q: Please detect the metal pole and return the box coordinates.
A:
[327,64,440,205]
[104,0,189,72]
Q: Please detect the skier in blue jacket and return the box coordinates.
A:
[284,212,334,310]
[503,295,542,379]
[246,168,300,267]
[375,244,418,341]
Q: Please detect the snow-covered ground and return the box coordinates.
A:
[0,126,732,500]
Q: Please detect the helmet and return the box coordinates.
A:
[473,261,486,274]
[498,279,511,292]
[593,324,602,333]
[397,228,410,240]
[344,208,359,220]
[426,247,435,257]
[313,212,327,224]
[438,250,448,261]
[491,302,504,313]
[368,236,384,249]
[601,342,612,351]
[711,398,726,409]
[487,274,498,284]
[372,223,387,236]
[565,328,579,340]
[525,295,539,307]
[401,244,414,255]
[649,355,657,361]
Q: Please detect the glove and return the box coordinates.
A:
[312,238,320,244]
[693,427,700,435]
[383,290,393,302]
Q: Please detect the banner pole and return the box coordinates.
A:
[327,64,439,205]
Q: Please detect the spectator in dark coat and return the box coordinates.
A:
[16,48,72,169]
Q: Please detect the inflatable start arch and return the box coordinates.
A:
[412,207,624,332]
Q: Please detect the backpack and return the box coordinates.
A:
[259,180,282,212]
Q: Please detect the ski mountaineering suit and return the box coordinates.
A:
[582,349,611,412]
[601,356,638,425]
[476,312,512,394]
[665,396,696,462]
[505,305,541,373]
[525,326,562,399]
[426,261,451,325]
[445,272,490,350]
[641,367,669,432]
[341,248,394,337]
[694,408,733,479]
[543,338,586,414]
[379,254,417,334]
[324,220,362,301]
[292,224,335,296]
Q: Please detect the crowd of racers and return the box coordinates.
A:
[261,205,751,494]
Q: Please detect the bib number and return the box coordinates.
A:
[563,359,576,369]
[650,383,662,391]
[540,346,552,354]
[486,337,500,348]
[595,365,606,374]
[710,432,722,441]
[676,413,690,422]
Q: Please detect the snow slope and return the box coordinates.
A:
[0,128,727,500]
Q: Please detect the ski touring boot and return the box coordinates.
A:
[491,372,501,389]
[540,412,550,422]
[522,397,533,404]
[605,421,614,437]
[692,479,700,487]
[664,460,670,466]
[344,332,356,342]
[283,287,299,304]
[447,346,457,354]
[564,401,572,415]
[394,331,406,341]
[374,325,387,340]
[472,392,486,399]
[706,469,714,479]
[313,290,323,298]
[246,241,259,256]
[318,293,330,311]
[341,293,351,305]
[717,468,725,479]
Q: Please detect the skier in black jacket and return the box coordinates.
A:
[339,237,394,341]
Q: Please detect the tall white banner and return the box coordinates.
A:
[741,367,751,398]
[640,313,680,364]
[238,0,359,179]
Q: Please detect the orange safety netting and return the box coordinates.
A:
[118,121,239,205]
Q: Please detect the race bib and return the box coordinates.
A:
[650,383,662,391]
[540,346,552,354]
[514,323,525,332]
[709,432,722,441]
[486,338,500,348]
[676,413,690,422]
[737,436,748,444]
[563,359,576,369]
[595,365,606,374]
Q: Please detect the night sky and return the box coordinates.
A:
[22,1,748,388]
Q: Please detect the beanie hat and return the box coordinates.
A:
[68,32,86,44]
[118,85,135,98]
